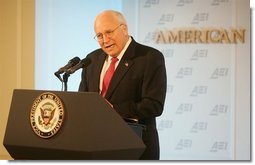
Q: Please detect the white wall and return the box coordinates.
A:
[35,0,122,91]
[35,0,250,160]
[134,0,250,160]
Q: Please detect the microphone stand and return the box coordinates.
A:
[63,73,70,91]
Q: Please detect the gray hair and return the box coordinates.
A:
[96,10,127,25]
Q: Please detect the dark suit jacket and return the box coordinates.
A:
[79,38,167,160]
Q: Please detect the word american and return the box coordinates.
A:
[155,28,246,44]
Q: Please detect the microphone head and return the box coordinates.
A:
[54,56,81,81]
[69,56,81,66]
[66,57,91,74]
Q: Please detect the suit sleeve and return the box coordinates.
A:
[113,50,167,120]
[78,68,88,92]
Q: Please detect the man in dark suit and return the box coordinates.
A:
[79,10,167,160]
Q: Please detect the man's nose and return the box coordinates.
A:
[102,34,110,43]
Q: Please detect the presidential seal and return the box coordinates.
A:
[30,92,64,138]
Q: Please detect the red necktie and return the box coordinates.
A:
[101,57,119,97]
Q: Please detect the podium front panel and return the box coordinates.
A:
[3,89,145,160]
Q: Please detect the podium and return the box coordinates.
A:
[3,89,145,160]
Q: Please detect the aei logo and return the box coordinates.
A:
[175,139,192,150]
[210,142,228,152]
[210,68,228,79]
[176,0,193,7]
[176,103,193,114]
[190,122,208,133]
[158,13,174,25]
[157,119,173,131]
[190,49,208,60]
[191,13,209,24]
[209,104,228,116]
[143,32,156,43]
[176,67,193,78]
[211,0,229,6]
[143,0,160,7]
[190,86,208,96]
[161,49,174,58]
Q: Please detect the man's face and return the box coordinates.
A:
[94,15,128,57]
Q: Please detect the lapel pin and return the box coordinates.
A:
[125,62,129,67]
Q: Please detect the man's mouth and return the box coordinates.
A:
[105,44,114,49]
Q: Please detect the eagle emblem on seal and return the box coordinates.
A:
[30,92,64,138]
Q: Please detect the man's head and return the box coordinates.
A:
[94,10,129,57]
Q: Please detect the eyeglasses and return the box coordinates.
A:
[94,24,123,41]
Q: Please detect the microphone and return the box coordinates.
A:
[66,57,91,74]
[54,56,80,81]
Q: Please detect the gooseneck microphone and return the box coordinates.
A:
[54,56,81,81]
[66,57,91,74]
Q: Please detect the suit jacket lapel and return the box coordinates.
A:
[105,59,134,98]
[104,39,137,98]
